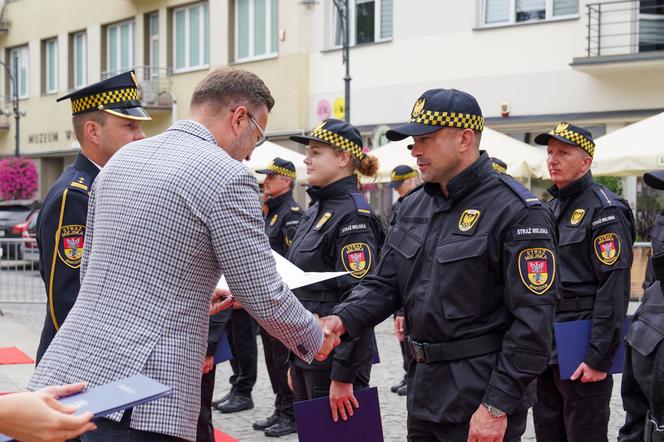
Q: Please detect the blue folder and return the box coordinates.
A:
[294,386,384,442]
[213,329,234,365]
[554,318,630,380]
[0,374,171,441]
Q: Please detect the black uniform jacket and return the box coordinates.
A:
[36,153,99,363]
[547,172,636,371]
[334,152,559,423]
[619,251,664,442]
[643,210,664,291]
[287,175,384,383]
[264,190,302,257]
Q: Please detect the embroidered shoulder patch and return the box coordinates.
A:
[57,224,85,268]
[518,248,555,295]
[570,209,586,226]
[594,232,620,265]
[341,243,371,279]
[340,223,368,236]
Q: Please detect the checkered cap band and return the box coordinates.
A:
[71,88,140,114]
[391,170,417,182]
[267,163,296,179]
[551,129,595,157]
[410,111,484,131]
[311,127,366,160]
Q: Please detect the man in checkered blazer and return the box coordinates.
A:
[28,69,327,441]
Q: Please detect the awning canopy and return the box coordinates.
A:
[243,141,306,183]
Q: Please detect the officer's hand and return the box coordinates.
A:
[287,367,293,392]
[329,380,359,423]
[202,356,214,374]
[570,362,607,383]
[394,315,405,342]
[467,404,507,442]
[314,315,344,361]
[209,289,236,315]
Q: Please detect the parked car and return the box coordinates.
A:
[0,200,40,259]
[21,209,40,267]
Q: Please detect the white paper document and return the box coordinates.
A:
[217,250,348,291]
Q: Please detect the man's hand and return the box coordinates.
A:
[315,315,345,361]
[467,404,507,442]
[209,288,237,315]
[0,384,96,442]
[394,315,405,342]
[570,362,607,383]
[202,355,214,374]
[329,380,359,423]
[287,367,293,391]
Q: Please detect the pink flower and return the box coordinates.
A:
[0,157,38,200]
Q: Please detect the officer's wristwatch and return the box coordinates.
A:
[481,402,506,418]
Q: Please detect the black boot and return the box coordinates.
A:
[253,412,280,431]
[265,415,297,437]
[211,390,233,408]
[217,394,254,413]
[390,378,406,393]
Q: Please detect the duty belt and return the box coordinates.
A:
[408,332,504,364]
[295,289,341,303]
[557,296,594,312]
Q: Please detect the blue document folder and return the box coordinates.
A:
[214,329,234,365]
[294,386,384,442]
[0,374,171,441]
[554,318,630,380]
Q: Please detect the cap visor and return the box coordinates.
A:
[103,106,152,121]
[289,134,327,146]
[644,170,664,190]
[534,133,579,148]
[255,169,276,175]
[386,123,441,141]
[386,181,403,189]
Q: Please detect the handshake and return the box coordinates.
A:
[314,315,346,361]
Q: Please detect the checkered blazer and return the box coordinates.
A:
[28,121,323,441]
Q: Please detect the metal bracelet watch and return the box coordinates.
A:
[481,402,506,418]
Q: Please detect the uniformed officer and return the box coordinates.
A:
[620,169,664,442]
[35,71,150,363]
[532,122,636,442]
[321,89,559,441]
[250,158,302,437]
[386,164,419,397]
[642,205,664,292]
[286,118,384,422]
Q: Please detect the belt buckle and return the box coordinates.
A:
[410,339,428,363]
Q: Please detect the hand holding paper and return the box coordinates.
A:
[570,362,607,383]
[329,380,359,422]
[209,288,237,316]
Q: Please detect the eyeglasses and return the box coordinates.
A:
[248,113,268,147]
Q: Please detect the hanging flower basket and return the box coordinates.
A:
[0,157,38,201]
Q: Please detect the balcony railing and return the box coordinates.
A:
[101,66,173,109]
[586,0,664,57]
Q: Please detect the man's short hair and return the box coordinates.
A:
[191,68,275,113]
[72,111,107,143]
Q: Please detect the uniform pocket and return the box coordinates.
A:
[296,233,325,252]
[627,319,664,357]
[559,228,586,246]
[388,226,422,259]
[435,236,490,319]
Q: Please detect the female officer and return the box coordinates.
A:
[287,118,384,422]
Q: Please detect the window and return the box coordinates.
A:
[330,0,393,48]
[8,46,29,99]
[235,0,278,62]
[106,20,134,76]
[174,3,209,72]
[482,0,578,26]
[148,13,159,78]
[44,38,58,94]
[72,32,86,89]
[639,0,664,52]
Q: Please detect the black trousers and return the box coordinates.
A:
[289,360,371,402]
[81,410,185,441]
[196,365,216,442]
[533,365,612,442]
[407,411,527,442]
[226,308,258,396]
[260,327,294,418]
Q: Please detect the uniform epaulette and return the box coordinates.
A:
[290,206,300,212]
[499,174,541,207]
[591,184,616,208]
[351,193,371,216]
[68,174,90,192]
